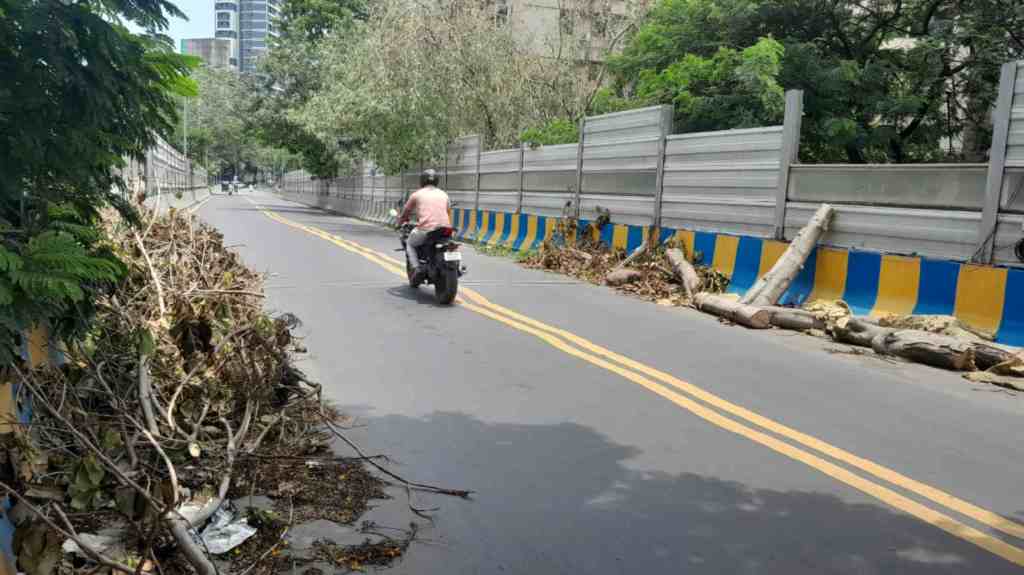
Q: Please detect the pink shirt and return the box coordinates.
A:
[400,186,451,230]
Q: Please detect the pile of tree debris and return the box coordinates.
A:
[2,207,457,574]
[522,219,729,303]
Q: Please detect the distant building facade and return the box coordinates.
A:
[213,0,281,74]
[180,37,237,70]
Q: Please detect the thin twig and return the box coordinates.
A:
[0,482,136,574]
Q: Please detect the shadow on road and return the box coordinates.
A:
[385,285,454,308]
[335,410,1016,575]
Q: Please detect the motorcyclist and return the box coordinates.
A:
[397,169,450,277]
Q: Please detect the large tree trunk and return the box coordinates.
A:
[741,204,834,306]
[879,330,977,371]
[665,248,701,298]
[971,342,1021,371]
[764,307,826,331]
[831,317,893,349]
[693,293,771,329]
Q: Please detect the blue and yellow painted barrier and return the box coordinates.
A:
[450,207,1024,346]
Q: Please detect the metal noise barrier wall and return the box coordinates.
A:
[276,64,1024,344]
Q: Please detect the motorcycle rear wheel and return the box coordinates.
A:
[434,266,458,305]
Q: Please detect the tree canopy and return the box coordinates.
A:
[0,0,197,361]
[603,0,1024,162]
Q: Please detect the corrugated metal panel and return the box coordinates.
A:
[581,138,661,199]
[661,126,783,238]
[580,195,654,226]
[447,190,476,210]
[993,213,1024,267]
[789,164,986,210]
[785,202,981,261]
[1003,168,1024,213]
[661,197,776,238]
[478,191,518,212]
[479,149,520,172]
[524,143,577,172]
[1008,62,1024,167]
[521,192,573,217]
[584,106,670,144]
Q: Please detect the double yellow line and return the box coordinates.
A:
[249,197,1024,567]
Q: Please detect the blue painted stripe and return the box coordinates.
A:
[599,223,614,248]
[658,227,676,245]
[842,250,882,315]
[780,247,818,306]
[497,213,513,245]
[727,236,763,295]
[626,226,645,252]
[529,216,547,250]
[693,232,717,267]
[478,212,494,243]
[512,214,529,251]
[997,267,1024,346]
[913,259,960,315]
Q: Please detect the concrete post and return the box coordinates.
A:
[774,90,804,240]
[976,62,1019,264]
[473,136,482,215]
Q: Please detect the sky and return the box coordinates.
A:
[164,0,214,47]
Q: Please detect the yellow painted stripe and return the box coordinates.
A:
[871,255,921,317]
[711,235,740,277]
[674,230,696,261]
[808,247,848,302]
[521,215,539,252]
[478,211,491,241]
[758,240,788,277]
[253,198,1024,562]
[455,298,1024,568]
[488,211,506,246]
[612,224,628,251]
[954,265,1008,335]
[467,210,478,237]
[503,213,520,249]
[544,217,557,243]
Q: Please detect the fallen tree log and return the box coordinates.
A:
[970,342,1021,371]
[763,307,826,331]
[741,204,834,306]
[693,293,771,329]
[831,317,892,348]
[606,268,642,286]
[665,248,701,298]
[879,330,977,371]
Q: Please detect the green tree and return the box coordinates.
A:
[606,0,1024,162]
[0,0,196,362]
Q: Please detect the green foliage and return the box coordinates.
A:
[520,118,580,147]
[0,0,192,362]
[605,0,1024,162]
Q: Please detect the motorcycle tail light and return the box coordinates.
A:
[441,227,455,238]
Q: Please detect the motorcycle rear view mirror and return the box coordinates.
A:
[388,208,399,217]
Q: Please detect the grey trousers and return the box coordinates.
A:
[406,227,430,270]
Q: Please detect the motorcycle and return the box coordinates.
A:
[391,210,464,305]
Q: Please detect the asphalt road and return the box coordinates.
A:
[198,191,1024,575]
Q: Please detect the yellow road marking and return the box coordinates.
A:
[456,289,1024,543]
[248,198,1024,565]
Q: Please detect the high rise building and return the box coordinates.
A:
[220,0,281,74]
[180,37,237,70]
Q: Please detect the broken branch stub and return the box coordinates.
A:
[665,248,701,299]
[741,204,834,307]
